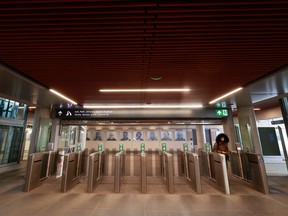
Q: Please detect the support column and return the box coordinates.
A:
[235,89,262,154]
[237,106,262,154]
[279,97,288,138]
[196,125,206,149]
[222,108,237,151]
[50,118,61,151]
[279,97,288,170]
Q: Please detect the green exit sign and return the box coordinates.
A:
[216,109,229,117]
[216,101,227,108]
[162,143,167,151]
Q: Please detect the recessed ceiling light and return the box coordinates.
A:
[209,87,243,104]
[83,104,202,109]
[49,89,77,105]
[150,75,162,81]
[99,88,190,92]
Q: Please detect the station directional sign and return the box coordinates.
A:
[216,109,229,117]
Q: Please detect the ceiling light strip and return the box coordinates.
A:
[209,87,243,104]
[83,104,202,109]
[99,88,190,92]
[49,89,77,105]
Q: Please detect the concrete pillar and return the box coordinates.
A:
[196,125,206,149]
[50,118,61,151]
[279,97,288,138]
[222,108,237,151]
[234,89,262,154]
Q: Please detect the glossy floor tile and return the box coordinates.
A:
[0,166,288,216]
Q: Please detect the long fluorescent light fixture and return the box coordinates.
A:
[49,89,77,105]
[209,87,243,104]
[84,104,202,109]
[99,88,191,92]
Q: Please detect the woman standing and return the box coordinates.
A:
[213,133,230,161]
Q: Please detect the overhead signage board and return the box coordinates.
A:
[55,107,228,119]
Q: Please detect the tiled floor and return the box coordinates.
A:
[0,163,288,216]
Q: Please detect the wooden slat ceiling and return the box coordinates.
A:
[1,0,288,107]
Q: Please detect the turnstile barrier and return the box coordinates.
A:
[163,152,174,193]
[247,153,269,194]
[230,151,269,194]
[24,151,57,192]
[60,150,86,192]
[141,152,147,193]
[186,152,202,194]
[87,151,104,193]
[199,150,230,194]
[114,151,124,193]
[211,152,230,194]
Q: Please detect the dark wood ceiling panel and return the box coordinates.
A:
[0,0,288,107]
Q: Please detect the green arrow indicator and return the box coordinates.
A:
[216,109,229,117]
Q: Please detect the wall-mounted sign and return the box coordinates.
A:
[216,109,228,117]
[215,101,227,108]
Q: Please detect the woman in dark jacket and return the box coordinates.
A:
[213,133,230,161]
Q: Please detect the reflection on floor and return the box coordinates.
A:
[0,165,288,216]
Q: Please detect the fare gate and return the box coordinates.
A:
[24,151,57,192]
[230,151,269,194]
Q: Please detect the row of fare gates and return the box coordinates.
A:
[24,148,269,195]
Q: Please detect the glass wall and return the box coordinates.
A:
[59,125,86,153]
[35,118,52,152]
[0,125,23,165]
[0,97,27,165]
[0,98,27,120]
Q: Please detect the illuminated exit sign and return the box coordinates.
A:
[216,109,229,117]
